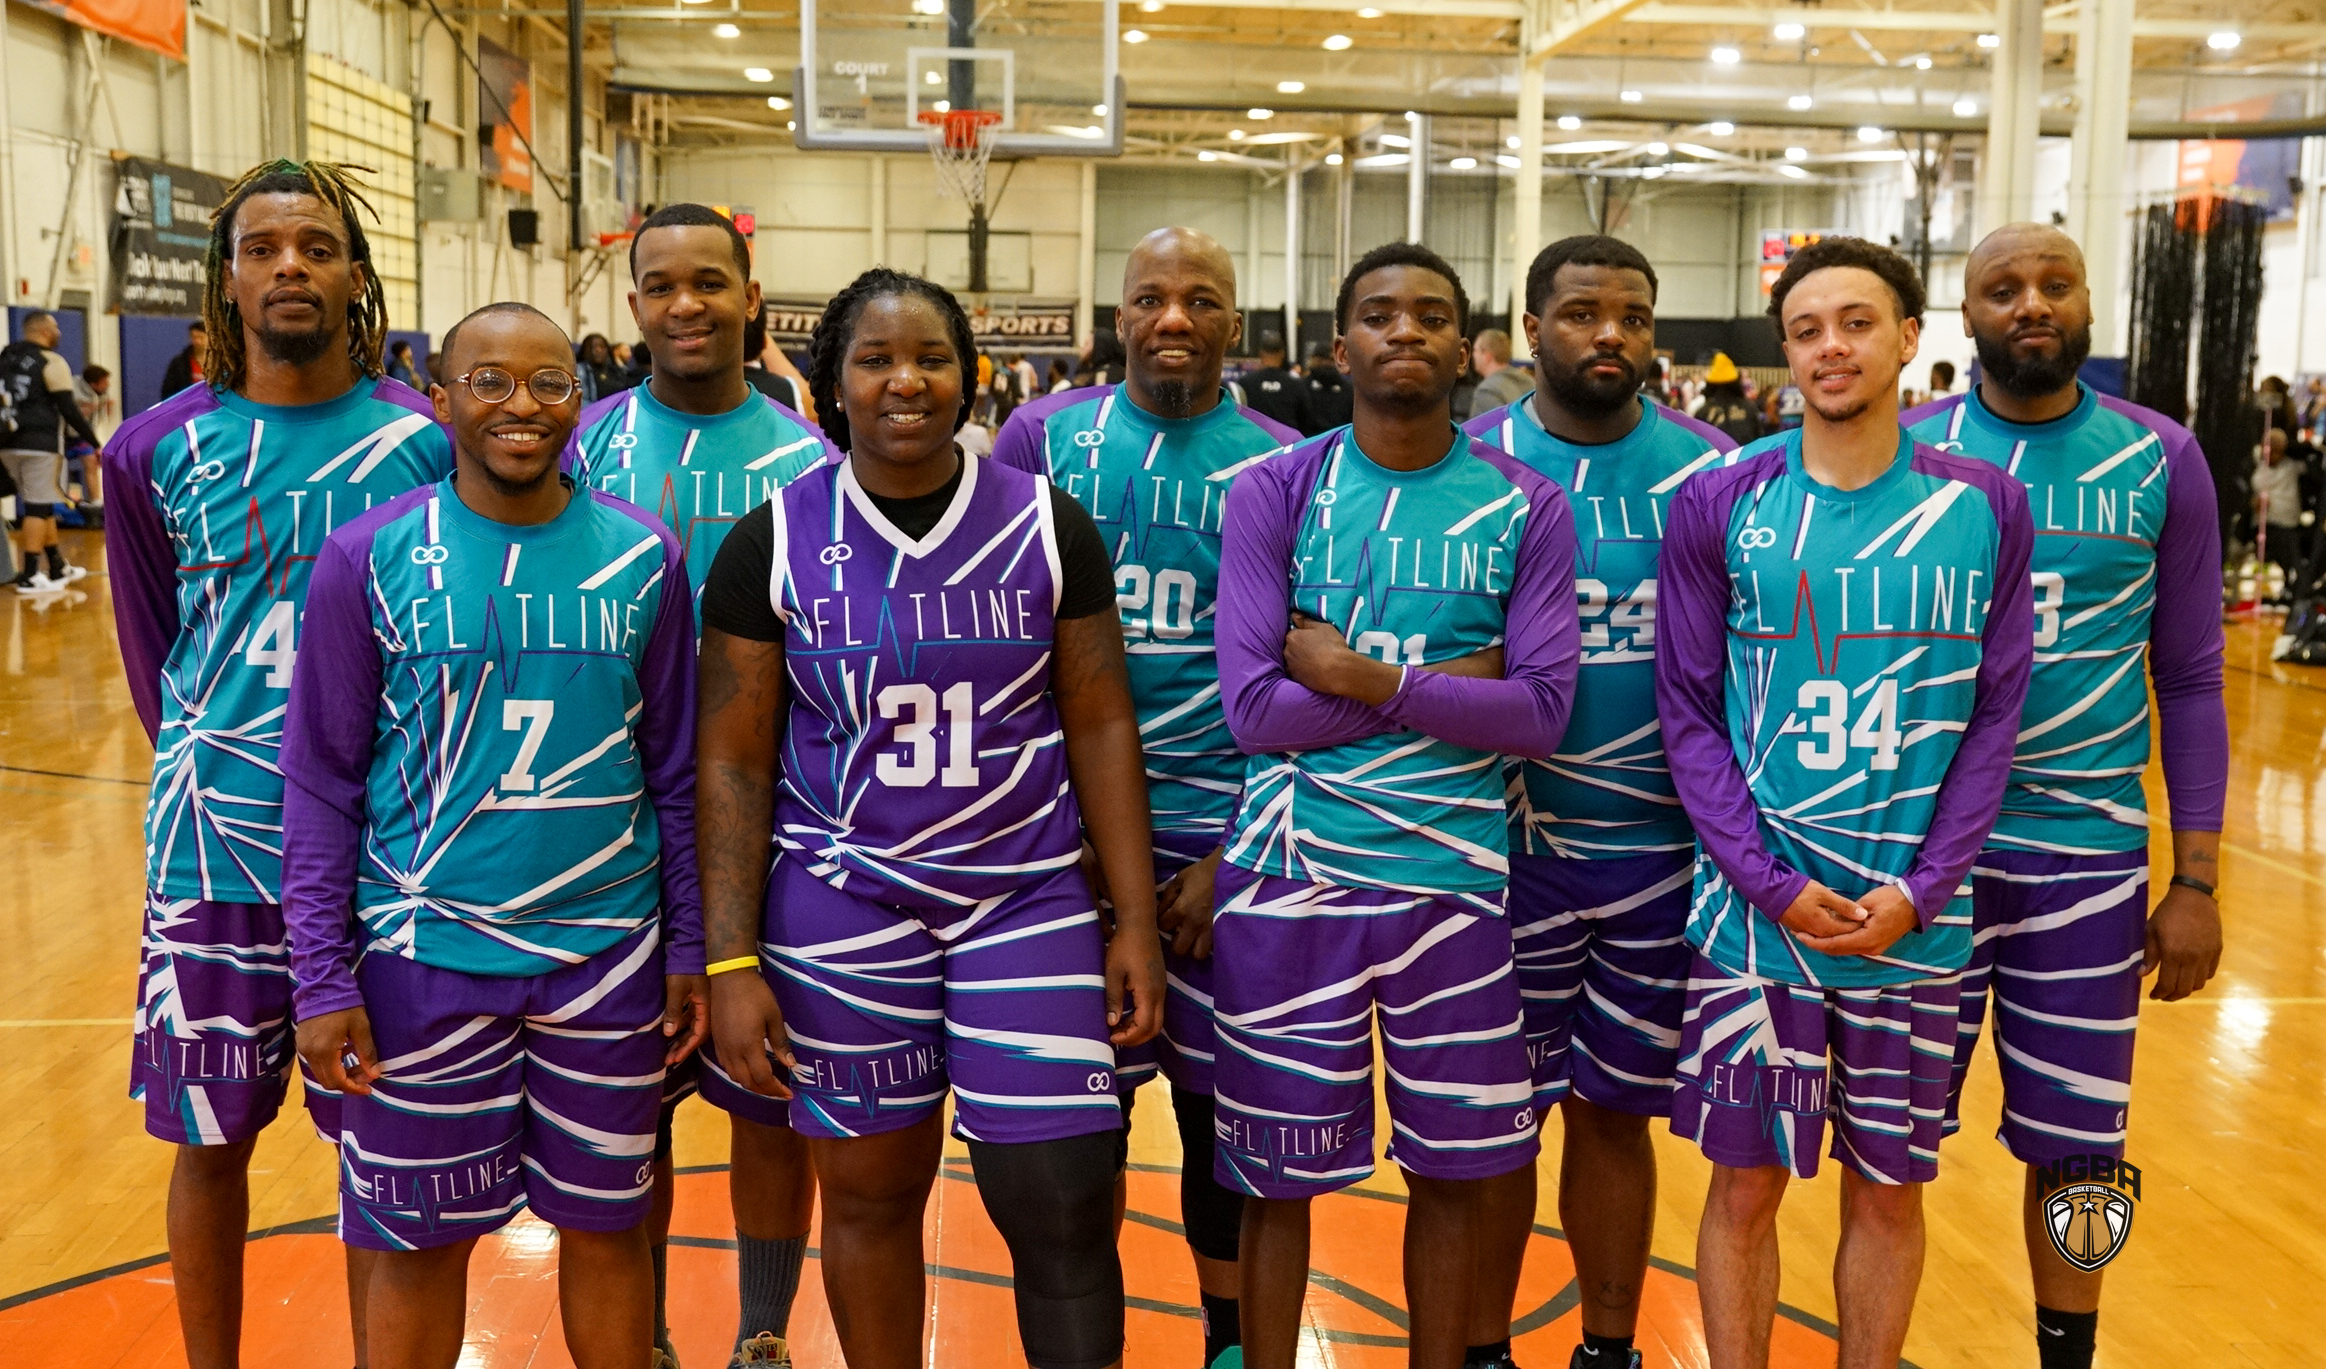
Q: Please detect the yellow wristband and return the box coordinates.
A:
[705,955,761,976]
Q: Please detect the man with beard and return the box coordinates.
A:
[568,201,837,1369]
[1462,235,1737,1369]
[993,226,1301,1369]
[101,159,453,1369]
[1213,241,1579,1369]
[1903,223,2226,1369]
[1657,236,2032,1367]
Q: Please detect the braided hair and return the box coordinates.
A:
[805,268,977,454]
[201,159,389,392]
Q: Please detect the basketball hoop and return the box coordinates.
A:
[919,108,1004,206]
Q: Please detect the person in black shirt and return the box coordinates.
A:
[159,321,206,399]
[1238,331,1309,433]
[1300,346,1354,432]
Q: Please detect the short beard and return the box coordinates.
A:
[1541,354,1641,419]
[1144,376,1202,418]
[256,323,335,368]
[1807,393,1875,425]
[1975,322,2092,399]
[477,455,559,500]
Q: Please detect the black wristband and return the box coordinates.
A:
[2169,874,2216,899]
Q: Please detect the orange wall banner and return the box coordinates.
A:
[25,0,185,61]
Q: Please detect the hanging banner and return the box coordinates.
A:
[478,37,535,194]
[2179,93,2303,223]
[110,155,232,315]
[760,296,1078,346]
[23,0,184,62]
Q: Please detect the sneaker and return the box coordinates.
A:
[730,1334,791,1369]
[14,570,59,594]
[55,562,88,583]
[1568,1349,1640,1369]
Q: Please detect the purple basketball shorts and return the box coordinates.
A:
[1508,851,1694,1117]
[336,922,668,1250]
[132,891,310,1146]
[761,858,1121,1145]
[1209,865,1540,1199]
[1947,847,2148,1164]
[1672,951,1963,1183]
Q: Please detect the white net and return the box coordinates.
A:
[924,111,1002,206]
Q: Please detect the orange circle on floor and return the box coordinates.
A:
[0,1164,1854,1367]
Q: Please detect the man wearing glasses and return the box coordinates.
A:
[283,302,705,1369]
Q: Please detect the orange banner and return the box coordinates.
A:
[26,0,185,61]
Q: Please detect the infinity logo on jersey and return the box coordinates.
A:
[2036,1153,2140,1272]
[1737,524,1780,550]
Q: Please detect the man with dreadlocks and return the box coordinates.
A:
[101,159,452,1369]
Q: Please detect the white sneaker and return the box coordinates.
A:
[14,571,59,594]
[730,1334,791,1368]
[57,563,88,583]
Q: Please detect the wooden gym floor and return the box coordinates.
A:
[1,529,2321,1367]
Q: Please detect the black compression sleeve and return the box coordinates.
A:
[1049,486,1117,621]
[698,501,786,642]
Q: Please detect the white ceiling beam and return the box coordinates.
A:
[1625,5,2321,41]
[1530,0,1658,58]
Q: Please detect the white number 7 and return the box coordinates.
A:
[501,699,554,792]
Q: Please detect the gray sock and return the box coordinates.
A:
[735,1233,808,1348]
[652,1240,675,1357]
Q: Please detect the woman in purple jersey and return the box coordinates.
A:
[694,268,1163,1369]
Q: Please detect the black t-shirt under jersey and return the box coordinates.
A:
[700,451,1118,642]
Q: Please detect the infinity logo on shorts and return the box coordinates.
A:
[1086,1071,1113,1093]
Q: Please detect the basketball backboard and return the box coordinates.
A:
[793,0,1123,157]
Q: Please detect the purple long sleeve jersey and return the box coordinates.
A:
[1213,426,1581,901]
[278,480,704,1020]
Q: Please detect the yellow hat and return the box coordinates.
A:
[1705,352,1740,383]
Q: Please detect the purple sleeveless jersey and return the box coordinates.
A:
[769,454,1084,908]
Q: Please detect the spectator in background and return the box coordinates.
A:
[1073,330,1127,388]
[1239,330,1309,433]
[611,340,633,371]
[575,332,628,403]
[624,336,654,388]
[2301,376,2326,436]
[1775,377,1806,429]
[1466,327,1532,421]
[2255,427,2310,600]
[2259,375,2297,439]
[1692,352,1763,447]
[160,321,206,398]
[1,310,103,590]
[1926,359,1957,406]
[1301,346,1353,433]
[1048,357,1072,394]
[1010,353,1040,407]
[385,339,423,389]
[67,364,112,522]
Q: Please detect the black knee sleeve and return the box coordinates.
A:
[967,1131,1125,1369]
[1170,1082,1244,1263]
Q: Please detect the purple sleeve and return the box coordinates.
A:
[1653,464,1813,920]
[2146,421,2229,832]
[101,431,180,744]
[635,530,705,973]
[1460,404,1511,445]
[989,402,1050,477]
[1214,448,1400,753]
[1660,404,1743,455]
[1898,459,2035,924]
[279,533,384,1021]
[1238,404,1305,449]
[1374,464,1579,759]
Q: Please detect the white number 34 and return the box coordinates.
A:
[1795,678,1901,772]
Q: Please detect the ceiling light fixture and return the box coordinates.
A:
[1787,94,1813,110]
[1093,103,1109,115]
[1357,6,1384,16]
[1322,33,1353,50]
[1785,146,1808,160]
[1857,125,1884,142]
[1141,0,1164,11]
[1249,108,1274,119]
[1646,140,1669,155]
[767,96,789,110]
[1711,46,1741,65]
[911,0,942,12]
[1915,55,1933,70]
[1709,120,1735,135]
[1496,154,1519,168]
[924,70,942,84]
[1379,133,1410,148]
[1123,28,1149,43]
[1976,32,2000,48]
[714,22,739,37]
[1773,21,1805,41]
[2207,30,2241,50]
[933,99,950,112]
[1620,89,1643,103]
[1558,115,1583,130]
[1228,129,1245,140]
[1779,163,1810,178]
[1450,156,1477,169]
[744,66,773,82]
[1198,150,1218,161]
[1278,80,1305,94]
[1326,152,1344,165]
[1953,97,1979,117]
